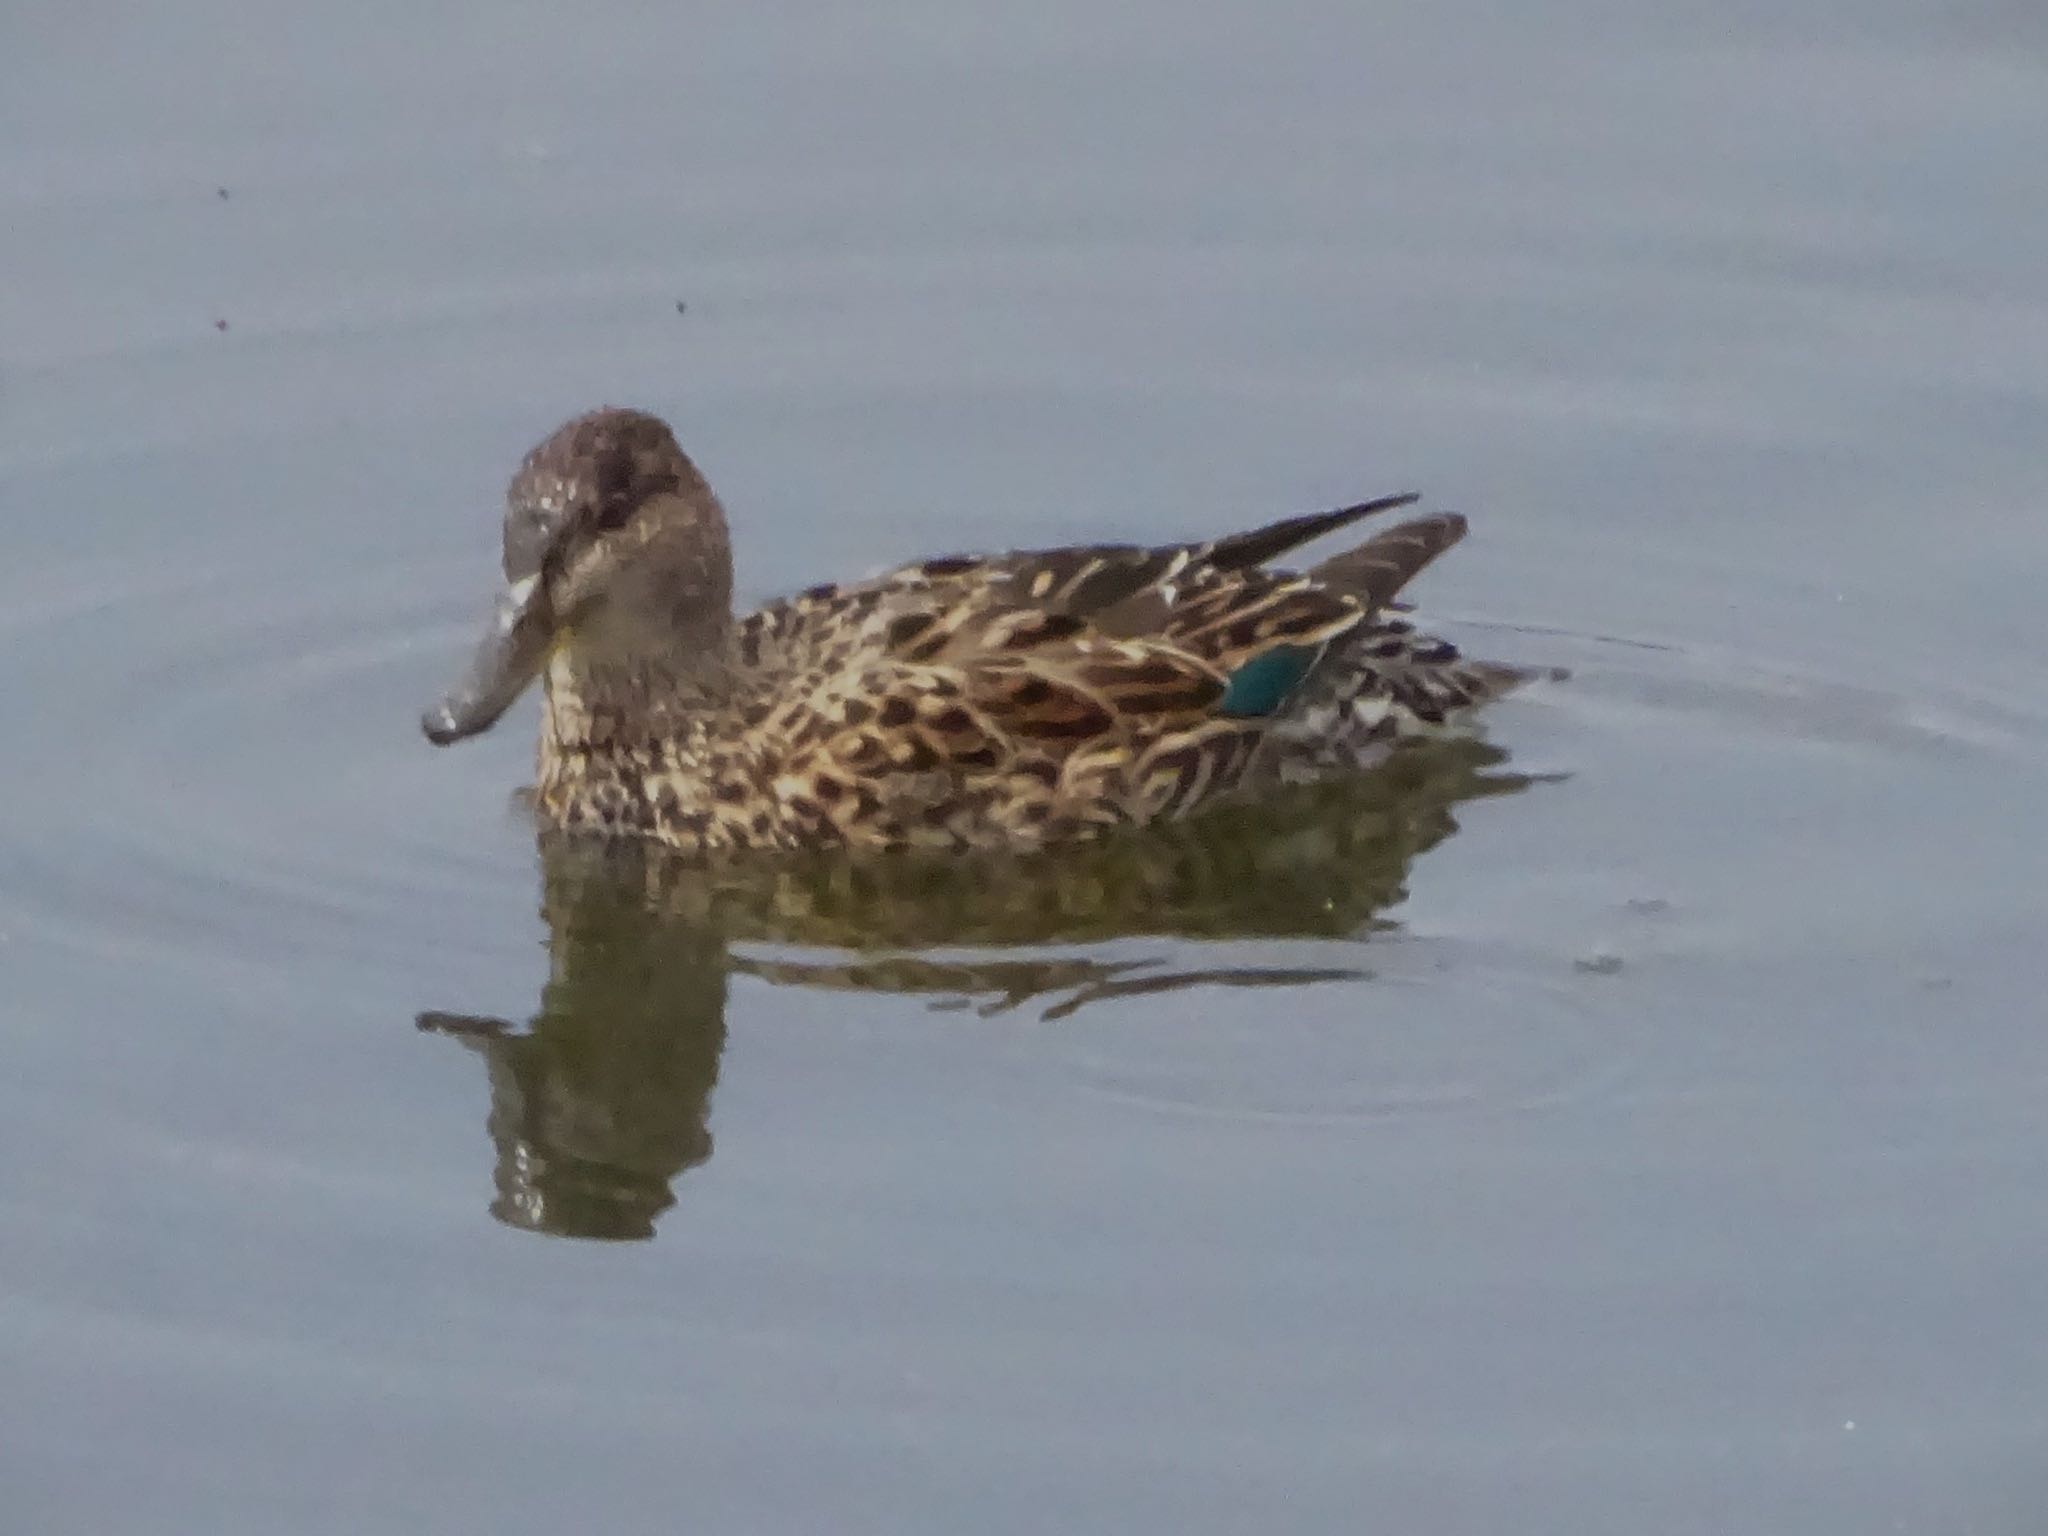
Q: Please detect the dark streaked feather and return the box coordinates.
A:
[1308,513,1469,612]
[1202,493,1421,572]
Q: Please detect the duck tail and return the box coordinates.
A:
[1204,492,1422,572]
[1308,512,1470,612]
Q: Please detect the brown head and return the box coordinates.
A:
[422,408,735,746]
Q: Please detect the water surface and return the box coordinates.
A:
[5,3,2047,1531]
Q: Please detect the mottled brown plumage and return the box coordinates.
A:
[423,407,1534,852]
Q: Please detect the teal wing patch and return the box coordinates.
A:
[1217,644,1320,718]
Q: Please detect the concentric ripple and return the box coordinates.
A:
[4,536,2042,1073]
[0,550,539,987]
[1028,934,1650,1124]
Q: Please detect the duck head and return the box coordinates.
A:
[421,408,734,746]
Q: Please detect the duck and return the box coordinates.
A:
[422,407,1534,853]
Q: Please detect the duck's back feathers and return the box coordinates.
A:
[718,496,1525,847]
[739,497,1425,678]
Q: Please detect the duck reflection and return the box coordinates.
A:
[419,738,1543,1240]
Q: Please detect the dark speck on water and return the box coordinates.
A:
[7,2,2047,1533]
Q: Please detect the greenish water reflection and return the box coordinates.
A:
[419,740,1542,1239]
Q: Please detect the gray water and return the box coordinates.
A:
[6,3,2048,1531]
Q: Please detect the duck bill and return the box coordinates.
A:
[421,577,553,745]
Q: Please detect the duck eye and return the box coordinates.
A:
[592,449,637,531]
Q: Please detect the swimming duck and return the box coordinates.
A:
[422,407,1531,852]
